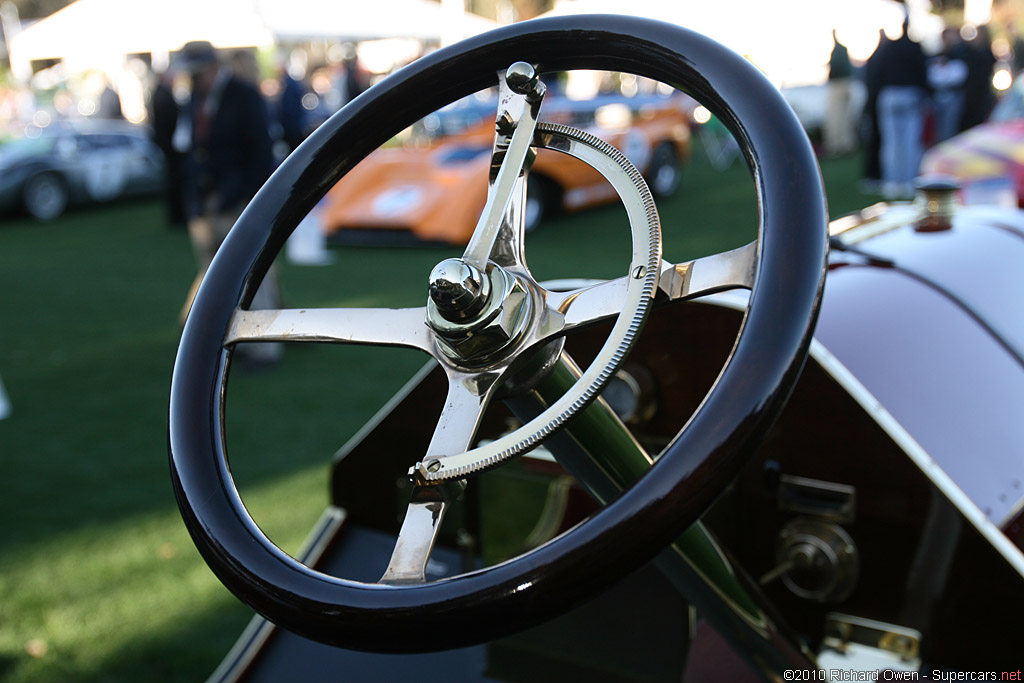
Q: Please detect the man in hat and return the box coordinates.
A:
[176,40,281,365]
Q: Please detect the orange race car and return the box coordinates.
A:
[322,91,691,245]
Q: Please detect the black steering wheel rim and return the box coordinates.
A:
[169,15,827,653]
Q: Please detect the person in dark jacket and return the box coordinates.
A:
[97,77,124,119]
[861,29,888,192]
[182,44,273,220]
[176,41,281,363]
[276,67,307,153]
[874,18,930,198]
[959,25,997,131]
[928,28,968,143]
[148,69,185,228]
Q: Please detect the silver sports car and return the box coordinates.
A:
[0,119,165,221]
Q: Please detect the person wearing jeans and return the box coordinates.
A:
[873,18,931,199]
[878,84,928,198]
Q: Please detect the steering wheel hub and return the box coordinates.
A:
[425,261,533,365]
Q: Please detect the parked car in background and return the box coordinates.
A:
[322,90,691,244]
[0,119,165,221]
[920,75,1024,207]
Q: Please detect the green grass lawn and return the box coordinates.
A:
[0,141,872,681]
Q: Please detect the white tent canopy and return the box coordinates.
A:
[8,0,273,80]
[255,0,497,43]
[8,0,497,83]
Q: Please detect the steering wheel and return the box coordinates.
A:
[169,15,826,653]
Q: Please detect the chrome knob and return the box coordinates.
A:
[505,62,545,101]
[428,258,490,321]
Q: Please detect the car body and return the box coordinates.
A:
[169,16,1024,682]
[920,77,1024,207]
[203,187,1024,681]
[0,119,165,221]
[321,92,691,244]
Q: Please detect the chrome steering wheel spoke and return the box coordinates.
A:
[381,369,500,584]
[379,483,458,585]
[488,174,530,274]
[539,241,759,338]
[225,306,435,354]
[424,369,502,463]
[657,241,757,302]
[462,63,545,273]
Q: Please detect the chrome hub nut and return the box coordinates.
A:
[426,262,532,364]
[427,258,491,321]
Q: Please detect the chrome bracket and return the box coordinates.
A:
[819,613,921,674]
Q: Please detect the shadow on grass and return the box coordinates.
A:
[2,598,252,683]
[0,145,871,682]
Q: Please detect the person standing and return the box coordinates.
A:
[959,25,997,131]
[331,44,369,111]
[276,63,308,154]
[149,69,186,228]
[928,28,968,144]
[176,41,281,365]
[874,18,930,199]
[861,29,888,192]
[825,30,856,156]
[97,76,124,119]
[1010,24,1024,76]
